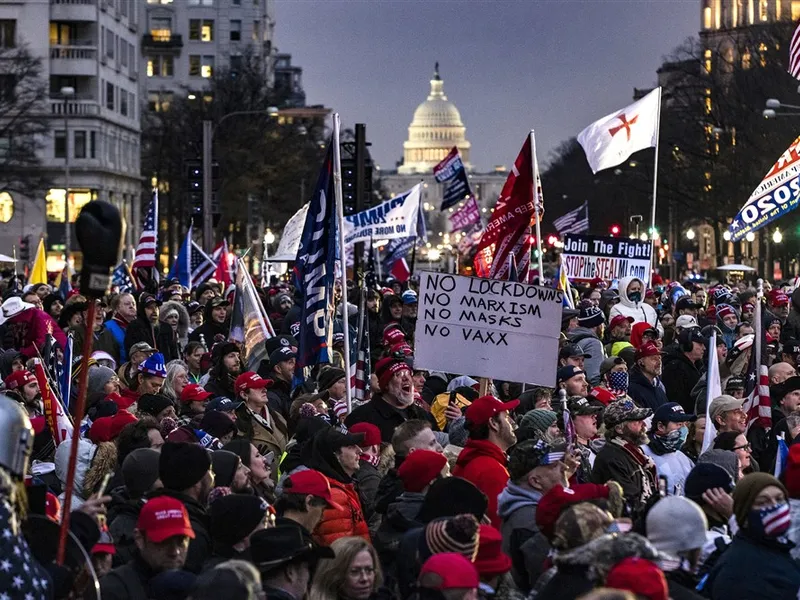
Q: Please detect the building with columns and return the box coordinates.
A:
[0,0,142,269]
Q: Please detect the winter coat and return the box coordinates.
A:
[452,438,510,528]
[156,301,189,363]
[664,569,705,600]
[627,366,668,411]
[72,323,119,364]
[0,495,51,600]
[788,498,800,561]
[706,529,800,600]
[234,404,288,480]
[55,437,117,510]
[716,311,738,350]
[345,394,437,444]
[147,488,211,574]
[4,307,68,358]
[204,370,237,399]
[101,317,128,364]
[373,491,425,573]
[374,467,404,516]
[660,348,702,414]
[314,476,370,547]
[609,276,663,335]
[353,459,381,531]
[592,439,657,518]
[264,377,293,421]
[99,552,155,600]
[642,444,694,496]
[107,486,143,567]
[566,327,605,385]
[188,301,229,345]
[497,482,542,591]
[123,301,158,357]
[535,536,603,600]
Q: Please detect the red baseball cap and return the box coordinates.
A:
[609,315,634,330]
[465,395,519,426]
[137,497,195,543]
[590,386,617,406]
[349,422,382,447]
[3,370,37,390]
[605,557,668,600]
[635,341,661,361]
[419,553,479,590]
[283,469,343,511]
[771,291,790,307]
[383,327,406,347]
[235,371,274,395]
[180,383,213,404]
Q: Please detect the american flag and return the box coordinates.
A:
[112,261,135,292]
[553,201,589,235]
[742,349,771,431]
[131,190,159,284]
[168,225,216,289]
[790,22,800,79]
[190,240,216,287]
[350,286,371,402]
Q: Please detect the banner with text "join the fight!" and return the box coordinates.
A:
[561,234,651,282]
[728,135,800,242]
[343,184,421,246]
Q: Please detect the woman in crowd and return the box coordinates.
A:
[309,537,384,600]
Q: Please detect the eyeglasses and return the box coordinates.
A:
[733,442,752,452]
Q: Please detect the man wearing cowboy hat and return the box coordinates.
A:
[0,295,67,359]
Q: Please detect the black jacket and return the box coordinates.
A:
[107,486,143,567]
[344,394,436,443]
[353,459,381,532]
[124,317,158,358]
[660,349,701,414]
[591,440,657,518]
[205,371,237,399]
[148,489,211,574]
[157,323,180,363]
[99,552,155,600]
[188,300,229,345]
[374,467,404,516]
[627,366,669,411]
[265,377,293,421]
[373,492,424,578]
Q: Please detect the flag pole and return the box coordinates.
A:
[648,87,663,288]
[332,113,353,412]
[530,130,545,282]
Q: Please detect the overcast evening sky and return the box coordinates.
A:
[274,0,698,172]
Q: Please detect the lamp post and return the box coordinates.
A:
[202,107,280,251]
[61,86,75,263]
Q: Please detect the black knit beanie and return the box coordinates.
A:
[211,450,240,488]
[210,494,268,546]
[138,393,174,418]
[159,441,211,492]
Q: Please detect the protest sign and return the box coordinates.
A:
[434,147,474,210]
[271,203,309,261]
[343,184,421,246]
[449,195,481,232]
[561,234,651,282]
[413,272,562,386]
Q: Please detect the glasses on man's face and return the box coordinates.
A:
[733,442,752,452]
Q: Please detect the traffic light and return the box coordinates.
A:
[18,235,30,262]
[610,225,621,236]
[341,156,356,215]
[185,159,221,225]
[547,235,558,246]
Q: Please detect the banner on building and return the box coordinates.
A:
[728,135,800,242]
[343,184,421,246]
[434,147,474,210]
[561,234,651,282]
[448,195,481,232]
[272,203,309,261]
[413,272,562,386]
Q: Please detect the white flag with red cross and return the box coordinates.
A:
[577,87,661,174]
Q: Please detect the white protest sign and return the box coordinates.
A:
[413,272,563,387]
[343,184,421,246]
[271,203,309,261]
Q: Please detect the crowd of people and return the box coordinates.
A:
[3,270,800,600]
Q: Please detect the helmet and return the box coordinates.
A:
[0,394,34,479]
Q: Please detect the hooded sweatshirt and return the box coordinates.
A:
[609,276,662,335]
[716,304,739,350]
[452,438,510,528]
[497,481,543,577]
[188,301,229,345]
[123,296,158,357]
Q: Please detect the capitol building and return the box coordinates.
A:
[381,65,507,245]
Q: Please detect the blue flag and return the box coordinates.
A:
[168,227,193,289]
[294,140,337,369]
[112,261,135,293]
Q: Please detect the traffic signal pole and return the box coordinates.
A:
[202,120,213,252]
[353,124,367,278]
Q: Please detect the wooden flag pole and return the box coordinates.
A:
[530,130,545,282]
[648,87,663,288]
[479,378,490,397]
[332,113,353,413]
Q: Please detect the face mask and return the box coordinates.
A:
[748,502,791,537]
[628,291,642,303]
[656,426,688,452]
[606,371,629,395]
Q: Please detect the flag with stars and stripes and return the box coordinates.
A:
[553,201,589,236]
[0,502,52,600]
[131,190,159,288]
[112,261,135,293]
[742,349,771,432]
[168,225,216,290]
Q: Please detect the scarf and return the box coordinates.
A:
[609,436,658,507]
[360,453,380,468]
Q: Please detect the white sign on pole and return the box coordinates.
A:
[413,272,563,387]
[343,184,421,246]
[271,203,309,261]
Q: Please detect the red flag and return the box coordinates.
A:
[474,137,536,280]
[35,359,73,445]
[390,258,410,283]
[213,240,233,289]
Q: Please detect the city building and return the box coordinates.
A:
[382,65,506,254]
[0,0,142,268]
[141,0,275,111]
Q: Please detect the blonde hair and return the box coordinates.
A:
[308,537,382,600]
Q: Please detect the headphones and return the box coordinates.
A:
[678,328,697,353]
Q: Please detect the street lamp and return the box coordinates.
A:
[773,229,783,244]
[61,86,75,263]
[745,231,755,242]
[723,230,732,241]
[766,98,781,109]
[264,229,275,245]
[685,228,696,240]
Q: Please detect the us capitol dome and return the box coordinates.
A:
[398,63,472,174]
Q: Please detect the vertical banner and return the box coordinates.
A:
[434,147,474,210]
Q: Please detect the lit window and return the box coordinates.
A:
[201,22,213,42]
[760,0,768,20]
[703,6,712,28]
[0,192,14,223]
[147,59,154,77]
[201,56,214,78]
[46,189,93,223]
[704,49,712,72]
[742,48,751,69]
[793,1,800,20]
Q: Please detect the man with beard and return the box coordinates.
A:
[147,441,214,573]
[3,369,42,416]
[189,297,229,345]
[591,399,657,518]
[452,395,519,528]
[345,356,435,443]
[123,293,160,358]
[211,449,252,494]
[627,341,669,411]
[233,371,288,477]
[100,496,196,600]
[204,342,241,398]
[263,346,296,420]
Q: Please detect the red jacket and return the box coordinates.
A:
[452,439,510,528]
[7,308,68,359]
[313,476,370,547]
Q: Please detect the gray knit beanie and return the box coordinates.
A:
[87,365,117,396]
[520,409,558,433]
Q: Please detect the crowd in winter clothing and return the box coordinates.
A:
[5,271,800,600]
